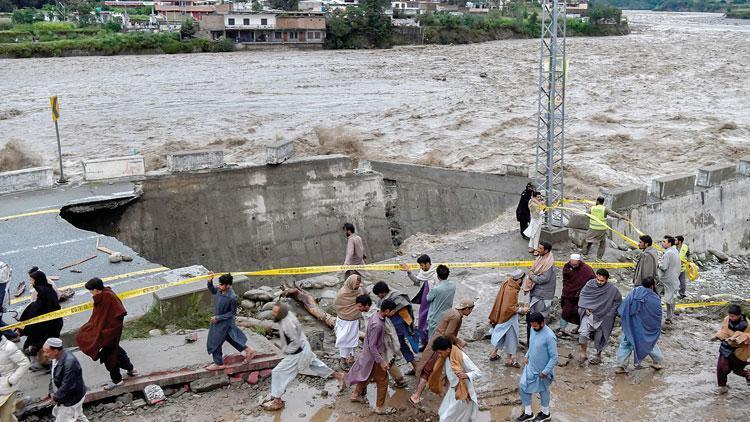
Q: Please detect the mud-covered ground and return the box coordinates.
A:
[60,228,750,422]
[2,12,749,195]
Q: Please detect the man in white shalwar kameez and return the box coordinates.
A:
[262,303,345,411]
[428,336,482,422]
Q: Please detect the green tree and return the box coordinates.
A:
[180,17,197,39]
[268,0,298,11]
[251,0,262,11]
[12,8,44,24]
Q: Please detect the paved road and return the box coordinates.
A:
[0,183,191,337]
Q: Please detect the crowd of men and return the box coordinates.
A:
[0,215,748,421]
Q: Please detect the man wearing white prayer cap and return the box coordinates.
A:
[43,338,88,422]
[557,254,595,337]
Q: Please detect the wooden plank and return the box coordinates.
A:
[97,246,116,255]
[57,254,97,271]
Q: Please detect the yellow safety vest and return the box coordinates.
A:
[589,205,607,231]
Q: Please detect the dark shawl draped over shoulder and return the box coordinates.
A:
[76,287,127,363]
[20,271,63,350]
[578,279,622,352]
[561,262,595,325]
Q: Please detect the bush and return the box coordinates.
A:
[210,38,234,52]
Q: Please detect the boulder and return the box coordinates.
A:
[243,289,273,302]
[261,302,276,312]
[240,300,255,310]
[148,329,163,337]
[317,290,338,308]
[256,310,274,320]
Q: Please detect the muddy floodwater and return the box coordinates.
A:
[2,12,749,194]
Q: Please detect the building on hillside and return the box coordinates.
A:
[200,7,326,47]
[566,0,588,15]
[154,0,218,22]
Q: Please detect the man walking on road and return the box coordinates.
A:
[76,277,139,391]
[204,274,256,371]
[516,312,557,422]
[558,254,595,337]
[343,223,366,279]
[400,254,438,349]
[525,242,556,343]
[43,338,88,422]
[0,334,30,422]
[658,236,681,325]
[633,235,659,287]
[346,299,398,415]
[616,277,664,373]
[577,269,622,366]
[582,197,627,261]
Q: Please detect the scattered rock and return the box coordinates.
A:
[707,249,729,263]
[471,322,491,341]
[131,399,147,408]
[256,310,274,320]
[320,390,329,397]
[109,253,123,263]
[144,384,166,404]
[149,329,163,337]
[247,371,260,385]
[190,375,229,393]
[241,300,256,310]
[479,72,488,78]
[122,255,134,262]
[243,289,273,302]
[317,290,337,308]
[261,301,276,311]
[116,392,134,405]
[103,402,117,410]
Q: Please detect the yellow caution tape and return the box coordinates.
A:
[10,267,170,305]
[5,260,634,331]
[0,209,61,222]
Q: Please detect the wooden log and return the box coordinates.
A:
[57,254,97,271]
[280,284,336,329]
[280,282,365,340]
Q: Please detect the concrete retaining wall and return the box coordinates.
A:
[364,160,529,245]
[110,155,393,271]
[606,159,750,253]
[167,150,224,172]
[83,156,145,181]
[0,167,54,195]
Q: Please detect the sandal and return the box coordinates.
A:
[205,363,225,371]
[103,381,123,391]
[261,399,285,411]
[350,395,367,403]
[393,378,408,389]
[590,357,602,365]
[374,407,397,415]
[408,396,421,407]
[509,360,521,368]
[489,354,500,362]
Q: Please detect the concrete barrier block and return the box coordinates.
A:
[266,140,294,165]
[505,164,530,177]
[739,156,750,177]
[651,174,695,199]
[566,213,589,230]
[0,167,54,194]
[167,150,224,172]
[83,156,145,181]
[540,227,569,246]
[696,163,736,188]
[602,185,648,210]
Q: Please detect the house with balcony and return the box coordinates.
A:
[199,6,326,47]
[154,0,218,22]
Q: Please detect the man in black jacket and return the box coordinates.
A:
[516,183,534,240]
[43,338,88,421]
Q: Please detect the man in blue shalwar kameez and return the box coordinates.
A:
[516,312,557,422]
[206,273,256,370]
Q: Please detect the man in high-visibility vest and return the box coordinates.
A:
[675,235,689,299]
[582,197,627,261]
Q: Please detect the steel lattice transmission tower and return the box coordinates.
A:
[534,0,567,228]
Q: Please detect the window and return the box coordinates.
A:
[308,31,321,40]
[261,18,268,25]
[275,31,282,39]
[315,31,321,39]
[289,31,297,40]
[228,18,235,25]
[243,18,250,25]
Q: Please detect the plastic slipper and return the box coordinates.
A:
[103,381,123,391]
[408,396,421,407]
[489,355,500,362]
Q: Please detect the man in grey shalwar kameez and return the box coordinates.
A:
[577,269,622,365]
[658,236,681,324]
[427,265,456,339]
[262,303,345,411]
[205,274,255,370]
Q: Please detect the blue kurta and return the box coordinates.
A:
[206,282,247,355]
[519,325,558,394]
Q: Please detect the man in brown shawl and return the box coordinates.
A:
[334,274,368,368]
[524,242,556,343]
[76,277,137,390]
[558,254,595,337]
[577,269,622,365]
[488,270,524,366]
[409,299,474,406]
